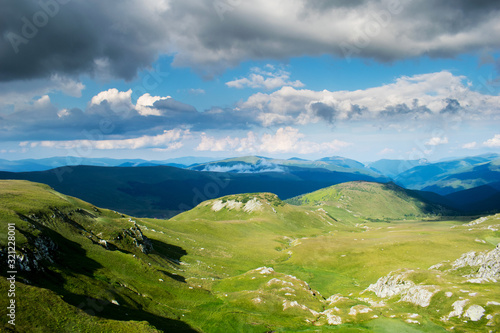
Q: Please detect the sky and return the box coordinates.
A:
[1,0,500,163]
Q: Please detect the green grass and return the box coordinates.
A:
[1,180,499,332]
[286,181,450,221]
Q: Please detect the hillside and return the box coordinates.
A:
[286,181,452,221]
[0,165,388,218]
[2,180,500,332]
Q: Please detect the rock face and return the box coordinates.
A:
[14,235,58,272]
[452,244,500,282]
[364,270,438,307]
[123,224,153,254]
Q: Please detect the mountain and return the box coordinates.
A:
[286,181,452,221]
[190,155,385,178]
[0,157,154,172]
[366,159,428,179]
[0,164,388,218]
[2,180,499,332]
[444,181,500,213]
[419,158,500,195]
[0,156,221,172]
[394,154,500,193]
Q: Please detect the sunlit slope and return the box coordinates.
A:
[0,180,203,332]
[287,181,451,221]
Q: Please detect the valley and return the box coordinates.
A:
[1,180,499,332]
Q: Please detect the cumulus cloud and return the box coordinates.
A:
[0,87,260,141]
[1,1,499,81]
[91,88,135,115]
[483,134,500,147]
[196,127,351,154]
[239,71,500,127]
[226,65,304,90]
[426,136,449,146]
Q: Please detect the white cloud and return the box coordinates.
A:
[31,129,190,151]
[197,134,241,152]
[196,127,351,154]
[483,134,500,147]
[135,93,171,116]
[462,142,477,149]
[426,137,449,146]
[226,66,304,90]
[239,71,500,127]
[91,88,135,114]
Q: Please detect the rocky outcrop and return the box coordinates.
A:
[122,223,153,254]
[464,304,485,321]
[211,197,263,213]
[452,244,500,282]
[14,235,58,272]
[364,270,438,307]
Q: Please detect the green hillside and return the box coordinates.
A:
[1,180,499,332]
[287,181,450,221]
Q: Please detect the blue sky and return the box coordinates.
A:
[1,0,500,162]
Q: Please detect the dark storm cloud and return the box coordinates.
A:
[0,0,167,81]
[2,0,500,81]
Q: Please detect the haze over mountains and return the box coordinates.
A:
[0,153,499,218]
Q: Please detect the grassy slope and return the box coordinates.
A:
[286,181,450,221]
[1,180,499,332]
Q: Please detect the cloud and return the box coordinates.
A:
[189,88,206,95]
[201,160,287,173]
[91,88,135,115]
[239,71,500,127]
[426,137,449,146]
[196,127,351,154]
[226,66,304,90]
[462,142,477,149]
[30,129,190,151]
[0,87,260,141]
[483,134,500,147]
[1,1,499,81]
[0,75,85,110]
[379,148,395,155]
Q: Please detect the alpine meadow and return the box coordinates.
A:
[1,1,500,332]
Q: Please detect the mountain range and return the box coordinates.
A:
[0,153,499,217]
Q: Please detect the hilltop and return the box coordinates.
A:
[287,181,452,221]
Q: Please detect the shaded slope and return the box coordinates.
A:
[0,165,388,218]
